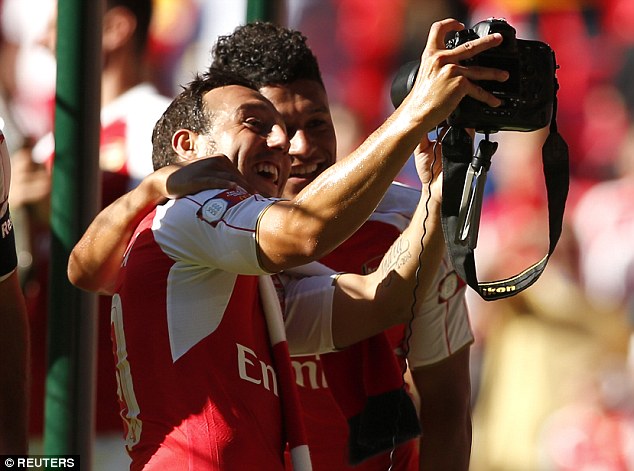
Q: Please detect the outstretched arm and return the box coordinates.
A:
[68,155,250,294]
[257,18,506,272]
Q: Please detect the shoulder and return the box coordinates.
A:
[166,188,278,229]
[102,83,171,124]
[145,189,276,273]
[370,182,420,231]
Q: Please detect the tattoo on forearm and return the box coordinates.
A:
[380,237,412,283]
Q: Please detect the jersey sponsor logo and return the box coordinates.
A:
[291,356,328,390]
[198,189,251,227]
[237,343,279,396]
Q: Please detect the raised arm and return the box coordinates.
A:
[68,155,250,294]
[257,19,506,271]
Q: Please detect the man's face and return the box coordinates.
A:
[203,85,291,198]
[260,80,336,199]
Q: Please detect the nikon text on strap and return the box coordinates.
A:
[439,107,569,301]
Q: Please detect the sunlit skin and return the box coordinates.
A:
[67,18,511,295]
[195,85,291,198]
[260,81,337,198]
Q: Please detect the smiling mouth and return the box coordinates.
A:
[254,162,280,184]
[289,163,319,179]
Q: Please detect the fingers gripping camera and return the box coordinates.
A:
[391,18,557,133]
[0,121,18,280]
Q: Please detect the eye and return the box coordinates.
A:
[245,117,269,135]
[306,119,327,129]
[306,113,334,132]
[245,117,262,128]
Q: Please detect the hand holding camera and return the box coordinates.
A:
[392,18,568,301]
[393,18,557,133]
[396,18,510,133]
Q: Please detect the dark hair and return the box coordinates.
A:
[211,21,324,88]
[106,0,153,53]
[151,68,257,170]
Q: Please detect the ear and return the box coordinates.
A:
[102,6,137,53]
[172,129,199,161]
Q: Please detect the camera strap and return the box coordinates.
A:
[439,102,569,301]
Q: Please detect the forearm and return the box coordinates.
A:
[331,193,445,348]
[67,176,165,294]
[259,108,430,271]
[258,17,508,271]
[68,156,249,293]
[413,347,472,471]
[0,271,29,454]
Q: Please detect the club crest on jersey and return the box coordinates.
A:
[438,271,466,302]
[197,188,250,227]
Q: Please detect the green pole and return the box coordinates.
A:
[43,0,103,466]
[246,0,285,22]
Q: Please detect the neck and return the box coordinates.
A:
[101,48,146,107]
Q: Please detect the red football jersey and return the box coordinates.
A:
[113,189,288,470]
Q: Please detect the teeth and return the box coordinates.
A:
[290,163,318,177]
[254,163,279,183]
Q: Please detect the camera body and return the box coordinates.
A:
[390,18,557,133]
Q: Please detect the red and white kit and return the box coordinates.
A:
[113,188,289,470]
[280,182,474,470]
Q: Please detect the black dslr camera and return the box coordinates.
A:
[390,18,557,133]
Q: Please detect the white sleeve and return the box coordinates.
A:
[406,255,474,369]
[373,184,474,367]
[276,266,338,356]
[370,182,419,231]
[152,188,278,275]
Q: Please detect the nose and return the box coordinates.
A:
[289,129,309,156]
[268,124,289,153]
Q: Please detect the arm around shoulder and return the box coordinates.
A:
[67,170,170,294]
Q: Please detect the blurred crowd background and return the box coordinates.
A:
[2,0,634,469]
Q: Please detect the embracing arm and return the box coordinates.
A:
[68,155,250,294]
[257,18,506,272]
[67,170,168,294]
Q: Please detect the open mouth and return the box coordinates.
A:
[254,162,280,184]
